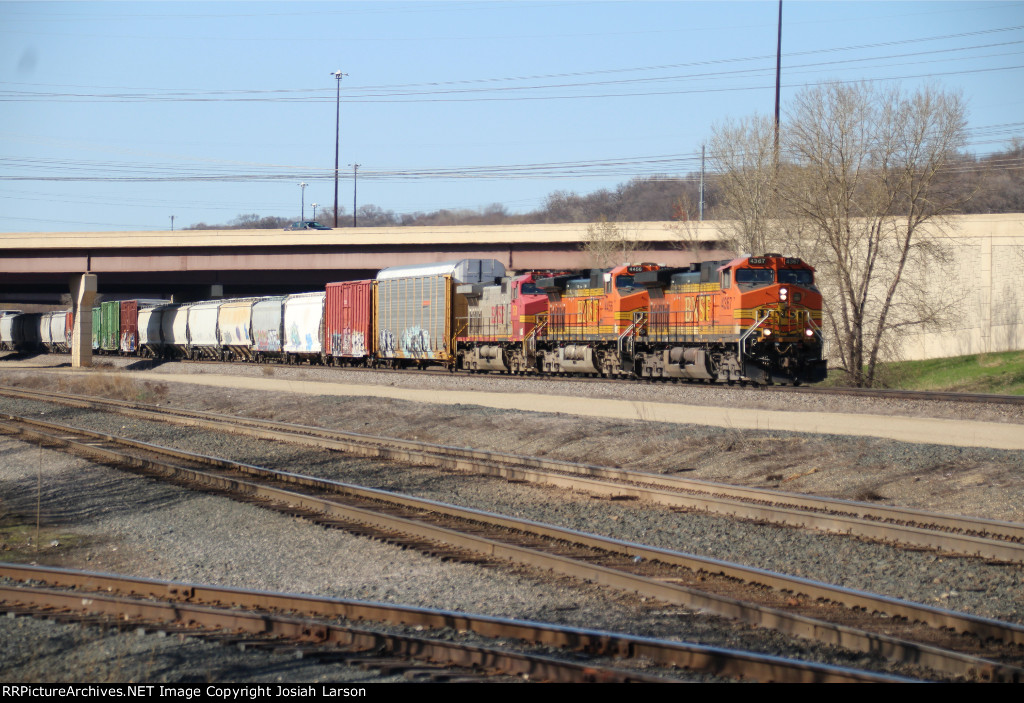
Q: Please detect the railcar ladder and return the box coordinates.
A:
[617,311,647,360]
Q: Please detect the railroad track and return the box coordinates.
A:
[0,564,911,683]
[2,384,1022,563]
[1,411,1021,681]
[5,352,1023,406]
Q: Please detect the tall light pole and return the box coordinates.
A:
[331,70,347,228]
[299,182,308,221]
[311,202,318,222]
[349,163,360,227]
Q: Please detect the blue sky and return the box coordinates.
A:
[2,0,1022,232]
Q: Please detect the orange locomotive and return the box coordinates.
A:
[538,254,826,385]
[536,263,657,376]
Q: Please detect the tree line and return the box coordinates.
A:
[187,140,1021,231]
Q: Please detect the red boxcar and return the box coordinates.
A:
[325,280,373,363]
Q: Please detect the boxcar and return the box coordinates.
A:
[282,292,325,363]
[252,296,286,361]
[0,311,23,351]
[325,281,373,364]
[159,305,190,358]
[218,297,260,361]
[91,306,101,351]
[119,300,167,354]
[186,300,222,360]
[137,305,168,357]
[100,300,121,353]
[374,259,505,367]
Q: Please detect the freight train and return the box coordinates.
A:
[0,254,827,385]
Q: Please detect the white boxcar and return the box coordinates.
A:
[138,305,167,357]
[160,305,191,357]
[283,292,325,361]
[218,298,260,360]
[41,311,69,352]
[252,296,286,360]
[187,300,222,359]
[0,312,22,351]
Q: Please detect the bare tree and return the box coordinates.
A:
[708,114,781,254]
[583,216,646,269]
[765,82,967,386]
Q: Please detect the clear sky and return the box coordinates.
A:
[2,0,1022,232]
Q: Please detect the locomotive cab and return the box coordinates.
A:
[727,254,827,384]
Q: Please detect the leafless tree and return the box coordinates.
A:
[582,216,647,269]
[712,82,968,386]
[708,114,782,255]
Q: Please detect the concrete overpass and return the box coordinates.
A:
[0,221,728,302]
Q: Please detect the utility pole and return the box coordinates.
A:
[169,215,175,231]
[774,0,783,169]
[299,182,308,221]
[350,163,360,227]
[331,70,348,228]
[699,145,705,221]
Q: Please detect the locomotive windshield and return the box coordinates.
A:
[735,268,774,286]
[778,269,814,286]
[520,282,542,295]
[615,275,638,291]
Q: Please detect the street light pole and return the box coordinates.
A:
[299,182,308,221]
[350,163,360,227]
[312,203,318,222]
[331,70,347,228]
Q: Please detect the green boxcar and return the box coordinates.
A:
[100,300,120,352]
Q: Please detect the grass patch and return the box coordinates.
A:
[821,350,1024,394]
[0,518,84,562]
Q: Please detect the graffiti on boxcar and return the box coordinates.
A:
[400,326,432,358]
[378,328,396,357]
[253,329,280,351]
[331,330,366,357]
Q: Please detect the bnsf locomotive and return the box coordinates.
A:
[0,254,827,386]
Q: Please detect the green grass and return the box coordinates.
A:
[0,514,85,562]
[822,350,1024,395]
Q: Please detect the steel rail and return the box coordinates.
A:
[2,414,1021,681]
[0,584,679,683]
[2,385,1021,559]
[0,564,909,684]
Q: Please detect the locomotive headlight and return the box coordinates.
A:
[763,328,772,337]
[805,328,814,337]
[779,287,789,301]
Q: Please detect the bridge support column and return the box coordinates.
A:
[69,273,97,368]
